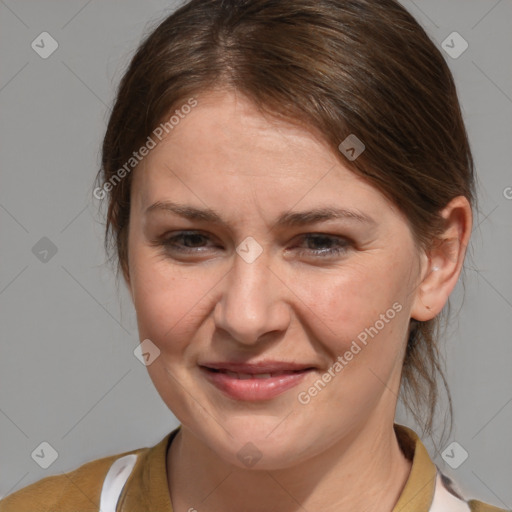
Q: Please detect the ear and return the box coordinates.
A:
[411,196,472,321]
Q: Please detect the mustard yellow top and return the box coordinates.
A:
[0,424,507,512]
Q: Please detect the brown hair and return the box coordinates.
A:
[96,0,476,442]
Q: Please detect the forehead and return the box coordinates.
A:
[164,90,337,168]
[130,89,399,225]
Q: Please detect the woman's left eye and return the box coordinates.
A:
[158,231,350,258]
[293,233,351,257]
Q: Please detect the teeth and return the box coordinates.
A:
[223,370,295,380]
[223,371,277,379]
[224,371,255,379]
[210,368,311,379]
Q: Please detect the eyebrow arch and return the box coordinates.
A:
[145,200,376,229]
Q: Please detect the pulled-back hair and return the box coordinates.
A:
[96,0,476,441]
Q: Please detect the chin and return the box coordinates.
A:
[202,416,319,470]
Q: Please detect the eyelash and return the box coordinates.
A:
[158,231,351,258]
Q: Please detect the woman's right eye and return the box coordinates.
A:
[160,231,216,253]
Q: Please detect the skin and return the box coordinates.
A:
[125,88,472,512]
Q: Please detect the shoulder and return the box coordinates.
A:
[393,424,509,512]
[0,445,148,512]
[439,473,509,512]
[468,499,510,512]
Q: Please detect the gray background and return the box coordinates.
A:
[0,0,511,507]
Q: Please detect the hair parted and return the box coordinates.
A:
[96,0,476,442]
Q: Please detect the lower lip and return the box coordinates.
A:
[200,367,313,401]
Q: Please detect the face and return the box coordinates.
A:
[126,89,426,469]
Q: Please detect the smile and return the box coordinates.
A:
[200,366,314,401]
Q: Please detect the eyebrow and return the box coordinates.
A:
[145,200,376,228]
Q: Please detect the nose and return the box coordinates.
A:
[213,248,291,346]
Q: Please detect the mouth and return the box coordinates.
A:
[199,363,315,401]
[204,368,311,379]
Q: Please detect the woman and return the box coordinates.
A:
[1,0,506,511]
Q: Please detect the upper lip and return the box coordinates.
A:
[200,361,315,373]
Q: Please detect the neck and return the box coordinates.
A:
[166,415,412,512]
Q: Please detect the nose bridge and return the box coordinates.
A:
[214,245,288,344]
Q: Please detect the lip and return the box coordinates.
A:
[199,361,315,401]
[200,361,315,373]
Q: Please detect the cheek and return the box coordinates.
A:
[130,253,219,352]
[130,232,414,362]
[292,269,408,413]
[296,259,409,344]
[290,258,411,403]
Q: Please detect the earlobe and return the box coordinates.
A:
[410,196,472,322]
